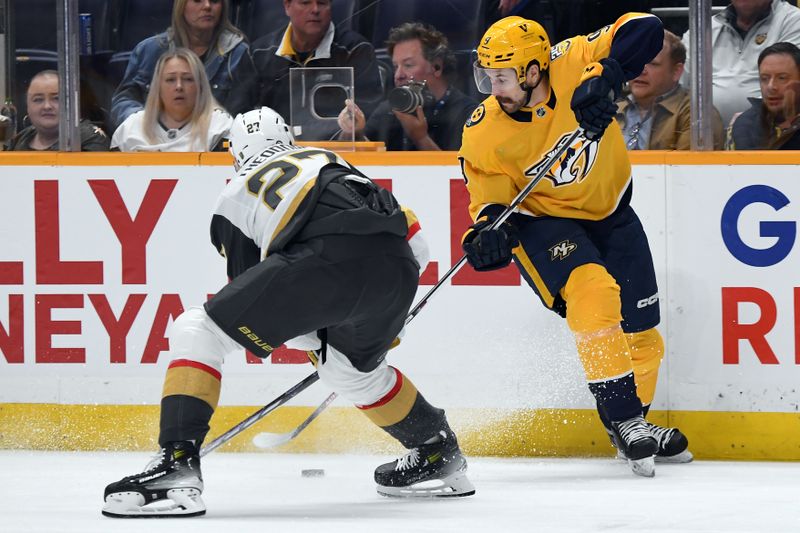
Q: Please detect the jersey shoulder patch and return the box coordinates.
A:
[465,103,486,128]
[550,39,572,62]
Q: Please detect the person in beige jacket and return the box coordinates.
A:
[615,30,724,150]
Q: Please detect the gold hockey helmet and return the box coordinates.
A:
[474,16,551,93]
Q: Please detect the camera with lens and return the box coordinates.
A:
[388,80,434,114]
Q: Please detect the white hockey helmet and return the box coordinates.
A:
[228,107,294,171]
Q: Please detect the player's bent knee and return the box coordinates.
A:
[561,263,623,333]
[316,346,396,406]
[167,306,240,372]
[627,328,664,366]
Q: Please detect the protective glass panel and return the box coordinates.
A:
[1,0,64,146]
[289,66,355,149]
[2,0,112,150]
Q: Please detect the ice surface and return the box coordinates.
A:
[1,450,798,533]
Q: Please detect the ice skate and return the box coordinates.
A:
[608,422,692,464]
[102,441,205,518]
[374,429,475,498]
[609,415,658,477]
[647,422,692,463]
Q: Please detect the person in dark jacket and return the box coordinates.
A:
[5,70,109,151]
[110,0,255,130]
[727,41,800,150]
[337,22,478,151]
[251,0,383,140]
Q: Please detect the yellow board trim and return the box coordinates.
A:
[4,150,800,167]
[2,404,799,460]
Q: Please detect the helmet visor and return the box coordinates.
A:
[473,61,494,94]
[473,61,521,95]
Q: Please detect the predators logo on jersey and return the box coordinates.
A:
[549,40,571,61]
[525,133,599,187]
[459,13,661,222]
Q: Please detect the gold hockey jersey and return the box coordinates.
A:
[459,13,663,222]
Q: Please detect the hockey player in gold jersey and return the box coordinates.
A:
[459,14,692,476]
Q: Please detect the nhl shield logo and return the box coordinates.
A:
[755,33,767,45]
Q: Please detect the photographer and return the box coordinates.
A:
[337,22,478,151]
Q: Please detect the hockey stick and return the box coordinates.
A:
[247,127,586,449]
[252,391,338,448]
[405,126,584,324]
[199,371,320,457]
[209,127,585,454]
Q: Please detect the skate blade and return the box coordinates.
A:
[377,471,476,498]
[102,488,206,518]
[618,449,694,464]
[628,456,655,478]
[655,450,694,464]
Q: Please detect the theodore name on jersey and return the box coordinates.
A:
[213,146,348,261]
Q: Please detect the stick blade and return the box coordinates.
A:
[252,431,294,449]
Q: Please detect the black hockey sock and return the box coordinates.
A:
[380,394,450,448]
[357,368,449,448]
[588,372,643,423]
[159,394,215,448]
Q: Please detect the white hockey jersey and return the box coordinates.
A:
[210,144,430,281]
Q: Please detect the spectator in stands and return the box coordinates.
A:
[682,0,800,126]
[4,70,109,151]
[728,41,800,149]
[616,31,724,150]
[337,22,478,151]
[110,0,254,130]
[251,0,383,135]
[111,49,233,152]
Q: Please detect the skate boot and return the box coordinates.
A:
[607,422,692,464]
[374,429,475,498]
[648,422,692,463]
[609,415,658,478]
[102,440,205,518]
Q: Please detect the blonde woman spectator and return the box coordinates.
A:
[4,70,109,151]
[112,49,233,152]
[110,0,255,129]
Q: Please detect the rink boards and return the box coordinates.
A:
[0,151,799,460]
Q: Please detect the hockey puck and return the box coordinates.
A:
[301,469,325,478]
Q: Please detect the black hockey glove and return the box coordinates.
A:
[570,57,625,141]
[462,217,519,272]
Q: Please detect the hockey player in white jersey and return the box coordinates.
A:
[101,107,474,518]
